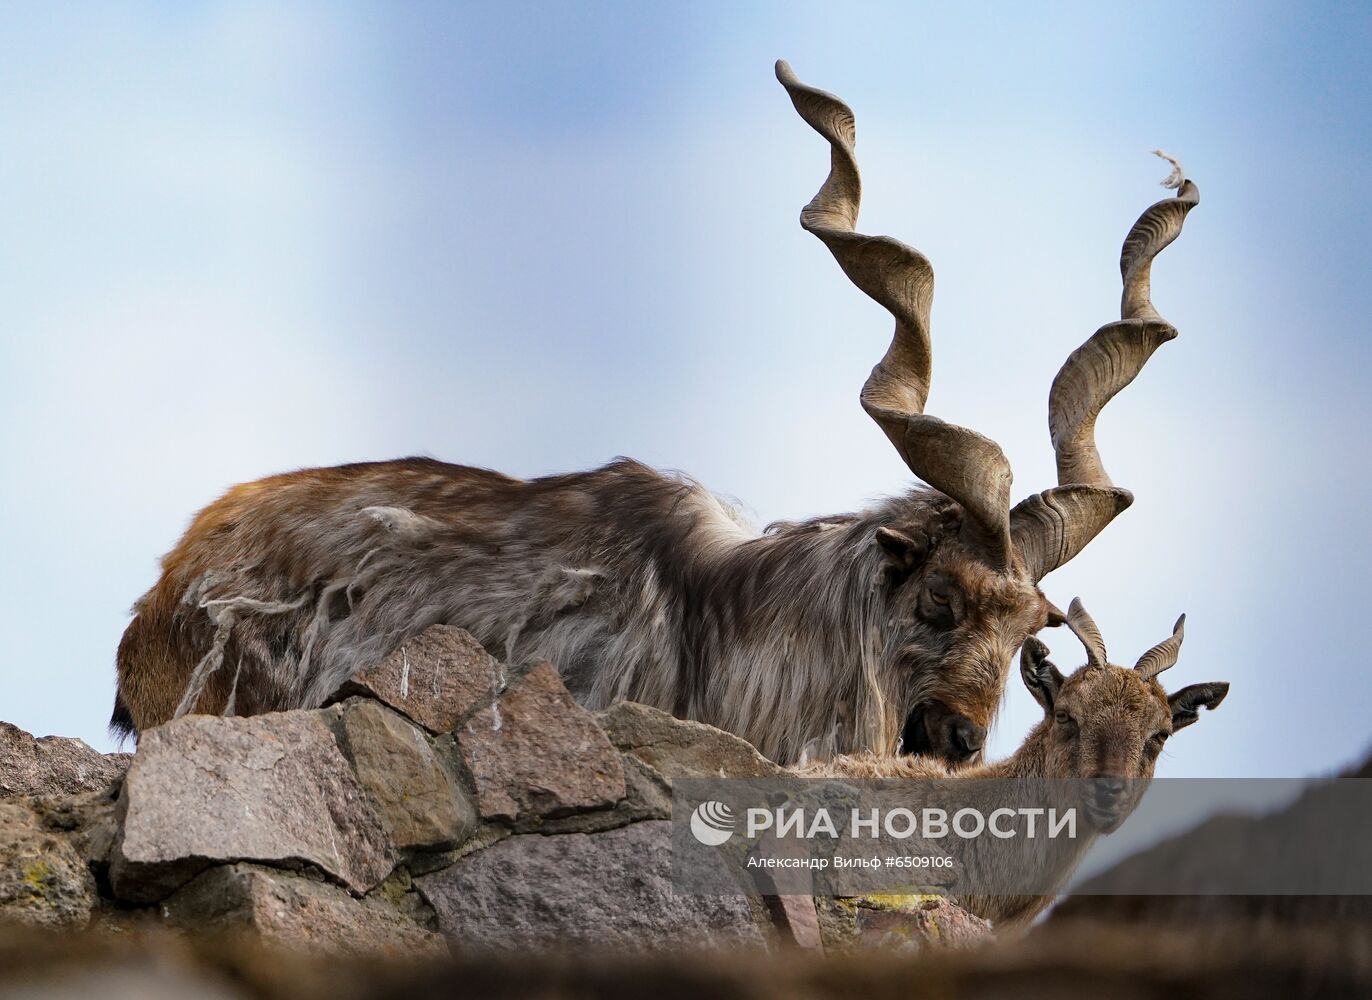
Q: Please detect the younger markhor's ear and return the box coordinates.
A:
[875,527,928,585]
[1169,682,1230,731]
[1021,636,1065,711]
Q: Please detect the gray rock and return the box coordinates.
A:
[109,712,392,902]
[404,822,513,877]
[0,721,131,798]
[27,784,122,867]
[161,864,447,957]
[596,701,784,779]
[332,625,504,733]
[417,820,766,951]
[338,700,475,852]
[0,800,96,928]
[458,662,625,823]
[771,894,825,951]
[530,753,672,834]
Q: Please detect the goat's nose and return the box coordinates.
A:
[1093,776,1125,801]
[949,717,986,760]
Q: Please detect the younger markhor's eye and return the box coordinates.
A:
[1054,710,1074,726]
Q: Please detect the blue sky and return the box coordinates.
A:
[2,3,1368,779]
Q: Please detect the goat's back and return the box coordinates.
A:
[113,456,723,734]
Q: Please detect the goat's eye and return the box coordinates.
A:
[1148,731,1170,748]
[915,578,960,629]
[1054,709,1076,730]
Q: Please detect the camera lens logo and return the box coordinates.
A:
[690,800,736,846]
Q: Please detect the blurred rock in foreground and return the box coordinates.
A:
[0,920,1368,1000]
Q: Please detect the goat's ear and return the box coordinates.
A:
[875,527,927,586]
[1044,600,1068,628]
[1020,637,1064,711]
[1168,682,1230,732]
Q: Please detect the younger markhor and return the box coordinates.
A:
[792,600,1228,928]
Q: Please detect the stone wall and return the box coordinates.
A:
[0,625,985,957]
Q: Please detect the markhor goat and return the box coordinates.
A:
[798,600,1229,927]
[113,62,1200,765]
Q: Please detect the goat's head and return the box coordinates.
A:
[777,61,1200,763]
[874,499,1060,763]
[1020,599,1229,831]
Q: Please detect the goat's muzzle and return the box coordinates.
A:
[901,701,985,765]
[1084,776,1129,831]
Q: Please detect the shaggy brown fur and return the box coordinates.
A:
[115,457,1055,765]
